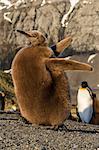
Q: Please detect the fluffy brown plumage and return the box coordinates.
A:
[11,30,93,126]
[92,97,99,125]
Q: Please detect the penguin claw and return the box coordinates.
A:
[19,116,31,125]
[48,124,68,131]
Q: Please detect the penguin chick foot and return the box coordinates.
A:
[48,124,68,131]
[19,116,32,125]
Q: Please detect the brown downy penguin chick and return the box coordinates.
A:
[12,30,93,126]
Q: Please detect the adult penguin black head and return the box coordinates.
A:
[81,81,88,88]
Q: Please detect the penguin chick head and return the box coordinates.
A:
[81,81,88,88]
[17,30,48,47]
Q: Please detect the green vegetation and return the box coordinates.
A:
[0,70,17,110]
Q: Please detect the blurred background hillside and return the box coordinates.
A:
[0,0,99,108]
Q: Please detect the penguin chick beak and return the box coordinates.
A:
[17,29,32,37]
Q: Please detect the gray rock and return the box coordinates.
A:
[0,0,99,69]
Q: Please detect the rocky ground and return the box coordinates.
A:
[0,112,99,150]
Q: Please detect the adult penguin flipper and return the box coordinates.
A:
[46,58,93,72]
[51,37,72,57]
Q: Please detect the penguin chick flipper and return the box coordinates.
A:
[50,37,72,57]
[56,36,72,53]
[46,58,93,72]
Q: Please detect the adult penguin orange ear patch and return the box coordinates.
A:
[12,30,93,127]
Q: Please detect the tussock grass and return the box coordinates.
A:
[0,70,17,110]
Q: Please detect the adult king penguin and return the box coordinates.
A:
[77,81,94,123]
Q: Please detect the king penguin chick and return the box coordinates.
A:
[77,81,93,123]
[12,30,93,126]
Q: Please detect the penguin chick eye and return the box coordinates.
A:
[31,33,38,38]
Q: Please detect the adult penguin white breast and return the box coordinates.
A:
[77,81,93,123]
